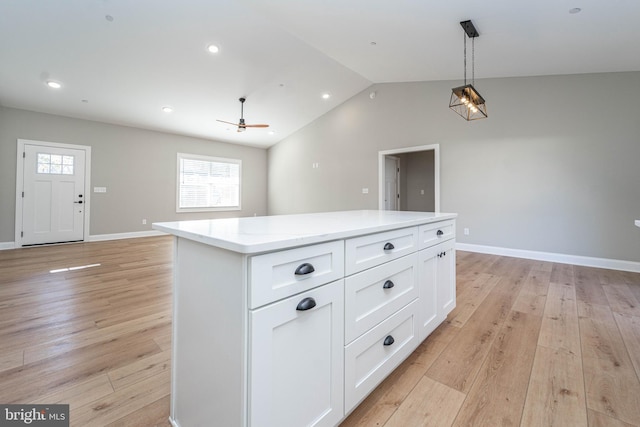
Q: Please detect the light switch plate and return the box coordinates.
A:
[94,187,107,193]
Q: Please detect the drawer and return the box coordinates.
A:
[345,227,418,276]
[344,253,418,344]
[418,220,455,249]
[249,241,344,309]
[344,300,419,411]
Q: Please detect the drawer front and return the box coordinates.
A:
[345,227,418,276]
[418,220,455,249]
[344,253,418,344]
[249,241,344,309]
[344,300,419,411]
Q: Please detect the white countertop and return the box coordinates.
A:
[153,210,457,254]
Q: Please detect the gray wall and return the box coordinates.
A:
[268,72,640,263]
[0,107,268,241]
[397,151,435,212]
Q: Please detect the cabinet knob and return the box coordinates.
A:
[296,297,316,311]
[437,230,443,237]
[294,263,315,276]
[383,280,395,289]
[383,335,395,346]
[383,242,395,251]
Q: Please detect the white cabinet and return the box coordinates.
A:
[250,280,344,427]
[344,253,418,344]
[160,211,457,427]
[344,300,420,410]
[417,239,456,341]
[345,227,418,275]
[249,240,344,309]
[437,239,456,316]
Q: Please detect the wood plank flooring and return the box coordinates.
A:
[1,237,639,426]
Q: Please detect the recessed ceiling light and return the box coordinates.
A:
[268,130,275,135]
[569,7,582,14]
[46,81,62,89]
[207,44,220,54]
[161,106,174,113]
[322,93,331,99]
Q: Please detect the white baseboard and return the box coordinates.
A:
[87,230,167,242]
[0,230,166,250]
[457,243,640,273]
[0,241,15,250]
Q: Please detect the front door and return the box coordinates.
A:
[21,143,86,245]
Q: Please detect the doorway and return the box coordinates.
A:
[378,144,439,212]
[15,139,91,246]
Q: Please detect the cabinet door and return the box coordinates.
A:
[418,239,457,341]
[249,280,344,427]
[437,239,456,317]
[417,246,441,341]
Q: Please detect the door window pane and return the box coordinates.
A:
[37,153,74,175]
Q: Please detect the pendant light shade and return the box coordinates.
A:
[449,84,487,121]
[450,20,487,121]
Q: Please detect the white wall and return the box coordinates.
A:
[268,72,640,263]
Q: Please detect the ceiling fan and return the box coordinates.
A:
[217,97,269,132]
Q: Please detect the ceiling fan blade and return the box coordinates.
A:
[216,119,239,126]
[243,124,269,128]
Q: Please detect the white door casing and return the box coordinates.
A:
[15,139,91,246]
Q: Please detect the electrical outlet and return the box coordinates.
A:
[362,188,369,194]
[142,219,147,225]
[464,227,470,235]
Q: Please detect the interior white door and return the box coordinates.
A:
[21,144,86,245]
[384,156,399,210]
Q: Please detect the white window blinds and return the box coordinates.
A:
[177,153,241,212]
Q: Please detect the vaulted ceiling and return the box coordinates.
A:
[1,0,639,147]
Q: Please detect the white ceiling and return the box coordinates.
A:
[1,0,639,148]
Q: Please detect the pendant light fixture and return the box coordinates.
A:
[449,20,487,121]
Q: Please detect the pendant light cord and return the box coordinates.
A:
[463,30,467,85]
[472,35,475,86]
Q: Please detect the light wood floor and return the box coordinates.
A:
[1,237,640,426]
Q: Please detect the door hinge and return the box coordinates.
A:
[22,191,24,198]
[21,231,23,237]
[23,152,25,158]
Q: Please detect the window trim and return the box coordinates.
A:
[176,153,242,213]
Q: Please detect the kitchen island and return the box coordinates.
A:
[153,210,457,427]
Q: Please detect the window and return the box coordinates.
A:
[177,153,241,212]
[37,153,74,175]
